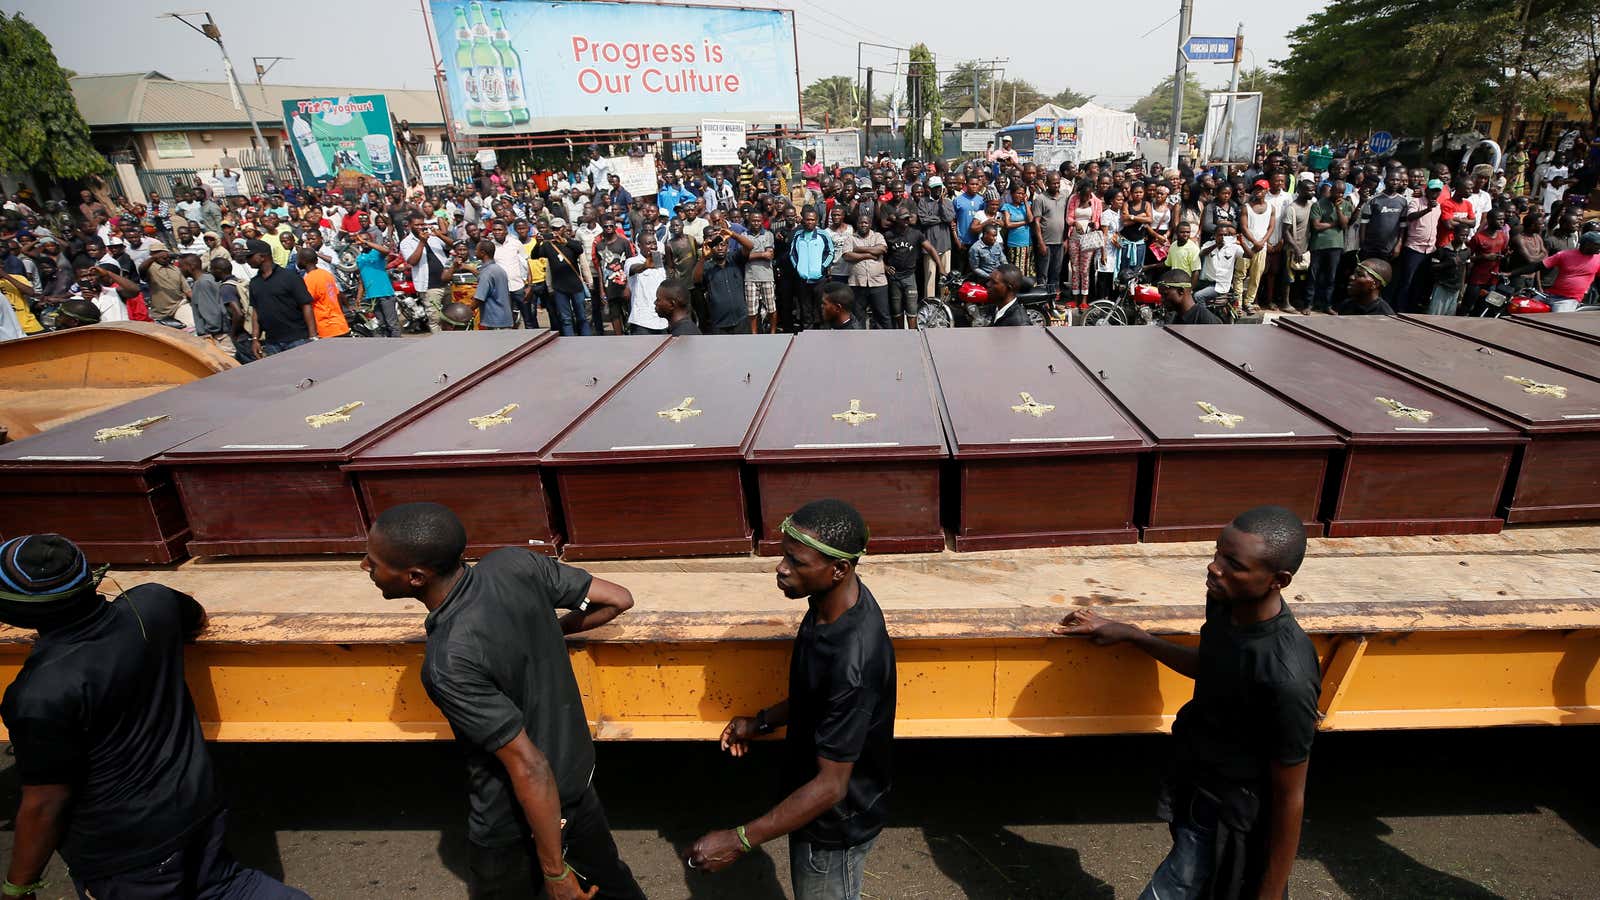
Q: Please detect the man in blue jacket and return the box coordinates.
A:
[788,206,836,331]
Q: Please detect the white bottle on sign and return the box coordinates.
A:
[293,114,329,178]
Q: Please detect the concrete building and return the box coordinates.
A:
[71,71,447,172]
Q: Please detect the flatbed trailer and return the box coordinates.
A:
[1,526,1597,741]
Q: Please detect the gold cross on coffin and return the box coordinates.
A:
[1504,375,1567,399]
[1011,392,1055,418]
[657,396,702,422]
[1375,397,1434,423]
[1195,401,1244,428]
[832,399,878,426]
[93,415,169,443]
[306,401,363,429]
[468,403,519,430]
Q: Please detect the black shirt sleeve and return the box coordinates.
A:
[1261,676,1320,767]
[287,269,315,307]
[519,551,593,612]
[8,715,88,785]
[814,660,874,764]
[424,647,526,754]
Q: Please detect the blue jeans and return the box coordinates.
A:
[1140,819,1215,900]
[790,835,877,900]
[1309,247,1342,312]
[260,337,310,356]
[1120,238,1147,273]
[553,289,593,336]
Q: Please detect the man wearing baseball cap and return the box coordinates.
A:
[138,240,194,328]
[245,237,318,356]
[0,534,310,899]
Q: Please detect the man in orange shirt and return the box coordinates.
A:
[298,247,349,338]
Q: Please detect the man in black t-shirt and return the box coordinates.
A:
[1056,507,1320,900]
[819,281,864,329]
[686,499,895,900]
[1338,258,1396,316]
[0,534,309,900]
[884,209,940,329]
[245,237,318,357]
[1158,269,1223,324]
[655,277,702,335]
[362,503,643,900]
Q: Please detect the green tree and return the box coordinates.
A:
[1240,67,1297,131]
[996,79,1046,124]
[941,60,997,118]
[802,75,859,128]
[1050,87,1091,109]
[0,13,108,181]
[1130,73,1207,134]
[905,44,942,158]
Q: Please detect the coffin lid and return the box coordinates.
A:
[1402,314,1600,383]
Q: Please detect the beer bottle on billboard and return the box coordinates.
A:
[453,6,481,127]
[468,1,511,127]
[490,8,530,125]
[292,114,329,179]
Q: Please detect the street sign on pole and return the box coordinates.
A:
[1369,131,1397,156]
[1182,36,1238,63]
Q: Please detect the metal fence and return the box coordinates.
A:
[129,147,302,200]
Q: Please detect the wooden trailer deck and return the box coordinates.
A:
[2,527,1597,742]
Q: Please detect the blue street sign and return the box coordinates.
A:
[1369,131,1396,155]
[1182,37,1237,62]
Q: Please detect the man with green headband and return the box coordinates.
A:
[0,534,310,899]
[1338,258,1395,316]
[685,499,896,900]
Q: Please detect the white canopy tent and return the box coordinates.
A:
[1059,102,1137,159]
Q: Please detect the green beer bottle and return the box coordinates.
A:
[490,9,530,125]
[453,7,481,127]
[468,2,511,128]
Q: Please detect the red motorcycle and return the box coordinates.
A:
[1476,273,1596,317]
[1083,267,1165,326]
[919,273,1066,327]
[385,252,430,333]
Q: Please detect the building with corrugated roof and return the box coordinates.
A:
[72,71,447,170]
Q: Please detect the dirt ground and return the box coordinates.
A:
[3,726,1597,899]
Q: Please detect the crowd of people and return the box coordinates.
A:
[0,132,1596,348]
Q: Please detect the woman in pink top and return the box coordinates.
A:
[1064,179,1105,307]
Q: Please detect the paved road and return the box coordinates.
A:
[4,726,1597,898]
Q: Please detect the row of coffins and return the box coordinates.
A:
[2,314,1598,564]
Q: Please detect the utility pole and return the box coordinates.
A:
[252,56,291,114]
[1219,23,1244,164]
[1167,0,1194,170]
[863,67,874,164]
[162,11,266,150]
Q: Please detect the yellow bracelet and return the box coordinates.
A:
[543,863,574,883]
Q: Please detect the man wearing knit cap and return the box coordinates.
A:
[0,534,309,899]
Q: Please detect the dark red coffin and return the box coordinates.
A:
[1511,311,1600,347]
[1279,315,1600,523]
[1170,324,1523,537]
[925,327,1147,550]
[1402,314,1600,382]
[345,336,667,557]
[747,330,949,555]
[1050,328,1341,542]
[545,334,791,560]
[161,332,548,556]
[0,339,405,563]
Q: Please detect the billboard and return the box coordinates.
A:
[960,129,997,153]
[1200,92,1262,164]
[1033,118,1055,143]
[281,94,401,187]
[417,154,454,187]
[428,0,800,134]
[1056,117,1079,146]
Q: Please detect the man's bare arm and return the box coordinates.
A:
[560,575,633,635]
[1054,608,1200,679]
[1256,759,1309,899]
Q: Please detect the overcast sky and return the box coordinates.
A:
[11,0,1324,109]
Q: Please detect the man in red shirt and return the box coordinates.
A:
[1506,231,1600,311]
[1464,209,1509,312]
[1435,176,1474,245]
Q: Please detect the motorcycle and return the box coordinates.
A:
[918,272,1066,328]
[387,254,430,333]
[1082,267,1166,326]
[1476,274,1599,317]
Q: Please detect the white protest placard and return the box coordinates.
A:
[961,129,998,153]
[700,119,747,166]
[417,154,454,187]
[475,148,498,170]
[607,152,660,197]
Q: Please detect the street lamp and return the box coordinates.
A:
[160,10,267,150]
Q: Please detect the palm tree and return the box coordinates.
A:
[803,75,859,128]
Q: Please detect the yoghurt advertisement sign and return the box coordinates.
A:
[281,94,401,187]
[429,0,800,134]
